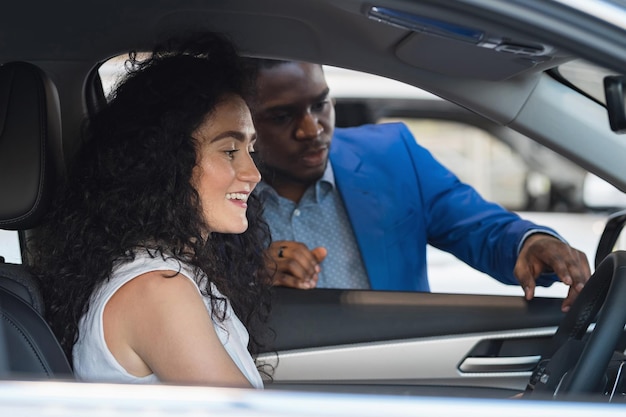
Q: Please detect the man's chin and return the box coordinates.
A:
[298,165,326,183]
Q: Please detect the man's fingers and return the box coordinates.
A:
[265,241,323,288]
[543,248,590,297]
[515,269,537,300]
[557,252,589,312]
[571,250,591,290]
[561,286,578,312]
[523,281,536,300]
[549,261,574,286]
[514,258,539,300]
[273,272,318,289]
[516,235,592,306]
[277,255,319,280]
[311,246,328,263]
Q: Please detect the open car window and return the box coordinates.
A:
[555,59,620,105]
[96,57,613,298]
[323,66,615,297]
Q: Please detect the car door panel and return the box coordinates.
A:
[260,288,565,394]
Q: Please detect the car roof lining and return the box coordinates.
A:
[0,1,567,94]
[3,0,624,188]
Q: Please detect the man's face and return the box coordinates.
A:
[251,62,335,199]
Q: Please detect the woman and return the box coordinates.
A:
[31,32,271,388]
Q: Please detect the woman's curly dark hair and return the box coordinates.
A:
[29,32,272,366]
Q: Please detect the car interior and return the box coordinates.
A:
[0,62,72,378]
[1,0,626,405]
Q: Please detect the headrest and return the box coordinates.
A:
[0,62,62,230]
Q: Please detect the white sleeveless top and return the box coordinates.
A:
[73,250,264,388]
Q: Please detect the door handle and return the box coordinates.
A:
[458,355,541,373]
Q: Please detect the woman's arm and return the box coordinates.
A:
[103,270,251,387]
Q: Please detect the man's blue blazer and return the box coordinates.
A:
[330,123,559,291]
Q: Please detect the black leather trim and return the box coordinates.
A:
[0,287,72,377]
[263,288,565,352]
[0,263,44,315]
[0,62,61,230]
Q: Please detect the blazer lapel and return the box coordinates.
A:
[330,148,389,288]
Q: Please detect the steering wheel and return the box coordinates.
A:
[525,250,626,399]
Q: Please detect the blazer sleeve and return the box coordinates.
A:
[397,123,560,286]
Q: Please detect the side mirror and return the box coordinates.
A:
[595,209,626,268]
[604,75,626,134]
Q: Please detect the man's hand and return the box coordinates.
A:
[514,234,591,312]
[265,240,327,289]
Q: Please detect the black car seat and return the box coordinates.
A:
[0,61,72,378]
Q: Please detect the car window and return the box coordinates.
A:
[323,66,622,297]
[98,54,135,98]
[382,118,528,210]
[0,230,21,264]
[326,66,624,297]
[555,59,619,105]
[378,116,607,297]
[96,58,611,298]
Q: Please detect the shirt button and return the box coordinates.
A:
[293,209,301,217]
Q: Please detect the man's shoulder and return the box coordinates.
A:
[333,122,411,141]
[331,122,416,156]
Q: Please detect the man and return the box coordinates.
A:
[244,59,590,312]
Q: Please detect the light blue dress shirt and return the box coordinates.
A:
[255,163,370,289]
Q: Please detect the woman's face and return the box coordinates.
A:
[192,94,261,234]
